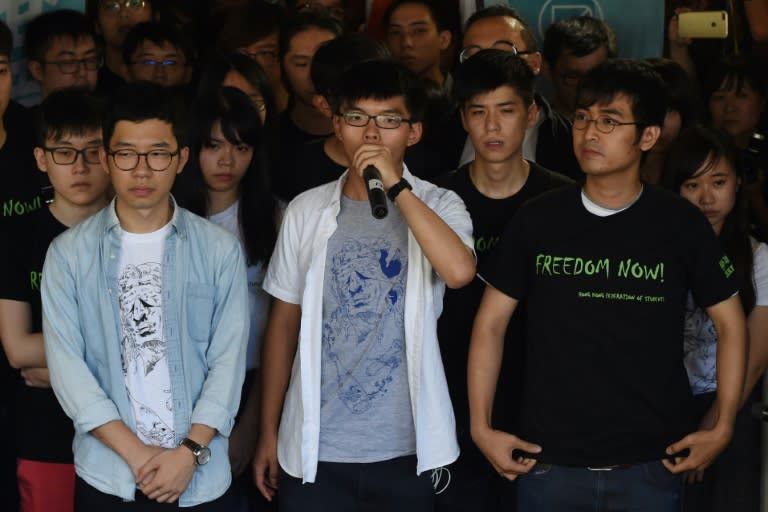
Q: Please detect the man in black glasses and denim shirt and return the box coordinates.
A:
[24,10,101,98]
[42,82,248,510]
[468,59,747,511]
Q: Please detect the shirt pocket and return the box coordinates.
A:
[186,283,216,344]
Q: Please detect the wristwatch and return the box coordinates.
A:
[387,178,412,203]
[179,437,211,466]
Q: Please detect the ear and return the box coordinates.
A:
[176,147,189,174]
[34,147,48,173]
[311,94,333,119]
[28,61,43,83]
[333,114,345,142]
[459,108,468,132]
[406,121,423,147]
[526,101,539,129]
[527,52,543,76]
[638,125,661,152]
[438,30,452,51]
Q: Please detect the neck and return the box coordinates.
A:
[207,189,239,216]
[583,172,643,210]
[49,196,108,228]
[115,196,173,233]
[323,136,349,166]
[640,151,665,185]
[470,157,529,199]
[104,45,128,80]
[290,100,333,136]
[424,64,444,87]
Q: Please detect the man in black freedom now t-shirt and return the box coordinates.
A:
[468,60,747,511]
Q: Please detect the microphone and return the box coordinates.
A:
[363,165,388,219]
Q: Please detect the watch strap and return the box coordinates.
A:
[387,178,412,203]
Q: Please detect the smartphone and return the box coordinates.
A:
[678,11,728,39]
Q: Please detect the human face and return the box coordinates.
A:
[551,46,608,115]
[386,3,450,78]
[709,79,766,146]
[222,70,267,125]
[240,32,280,85]
[33,35,99,96]
[199,121,253,195]
[102,119,188,218]
[0,55,10,119]
[127,41,189,87]
[651,109,682,154]
[34,131,110,208]
[679,155,739,235]
[573,94,658,179]
[461,16,541,75]
[282,27,336,106]
[333,96,422,167]
[461,86,536,165]
[97,0,153,48]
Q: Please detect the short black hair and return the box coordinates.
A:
[646,57,699,130]
[383,0,459,34]
[216,2,285,54]
[35,88,104,147]
[542,16,617,66]
[453,49,534,108]
[103,81,187,147]
[464,5,537,52]
[575,59,667,140]
[330,59,427,122]
[311,33,389,98]
[121,21,194,66]
[0,20,11,58]
[279,12,344,62]
[24,10,97,63]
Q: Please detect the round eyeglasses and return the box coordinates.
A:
[107,149,179,172]
[339,111,412,130]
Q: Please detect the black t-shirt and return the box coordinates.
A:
[0,102,42,228]
[282,138,346,201]
[274,110,333,201]
[0,207,74,462]
[480,184,738,467]
[435,162,572,436]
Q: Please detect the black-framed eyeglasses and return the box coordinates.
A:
[44,56,103,74]
[100,0,146,13]
[340,111,412,129]
[459,41,535,63]
[572,113,639,134]
[107,148,179,171]
[44,146,102,165]
[133,58,181,68]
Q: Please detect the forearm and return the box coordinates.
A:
[743,307,768,404]
[238,370,262,431]
[92,420,153,474]
[393,189,475,289]
[259,300,300,438]
[0,300,47,369]
[709,297,748,428]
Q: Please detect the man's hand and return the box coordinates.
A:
[472,426,542,481]
[253,433,279,501]
[20,367,50,388]
[669,8,694,48]
[351,144,400,190]
[136,447,197,503]
[662,424,733,475]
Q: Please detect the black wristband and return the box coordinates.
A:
[387,178,412,203]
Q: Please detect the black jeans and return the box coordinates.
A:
[74,476,238,511]
[278,455,434,512]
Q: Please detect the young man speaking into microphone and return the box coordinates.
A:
[254,58,475,511]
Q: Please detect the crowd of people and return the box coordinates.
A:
[0,0,766,511]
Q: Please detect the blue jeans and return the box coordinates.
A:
[517,461,683,511]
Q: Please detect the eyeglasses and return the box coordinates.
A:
[238,49,278,67]
[132,58,182,68]
[100,0,146,13]
[340,111,411,129]
[572,113,639,134]
[107,148,179,171]
[459,41,535,63]
[44,146,101,165]
[44,56,102,74]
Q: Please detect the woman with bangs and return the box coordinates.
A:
[663,125,768,512]
[174,86,279,509]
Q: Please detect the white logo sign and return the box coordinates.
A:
[537,0,605,39]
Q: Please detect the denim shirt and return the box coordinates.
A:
[42,199,249,506]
